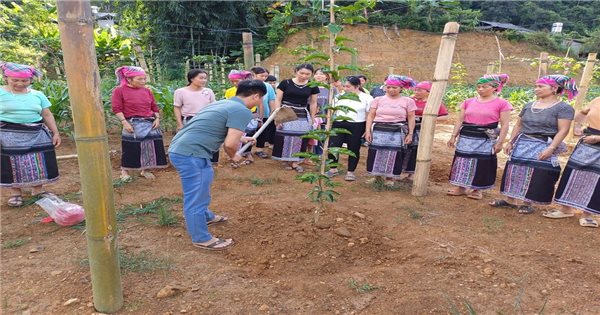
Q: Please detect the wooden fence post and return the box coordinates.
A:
[242,32,255,69]
[255,53,261,66]
[567,52,597,142]
[486,62,494,74]
[274,65,280,81]
[388,66,394,75]
[539,52,549,77]
[270,65,276,76]
[412,22,460,197]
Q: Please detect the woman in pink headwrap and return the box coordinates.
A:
[447,74,512,200]
[492,75,576,215]
[111,66,167,182]
[402,81,448,180]
[364,75,417,187]
[0,62,61,207]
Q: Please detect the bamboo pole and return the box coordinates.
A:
[133,45,152,83]
[242,32,255,69]
[351,54,358,75]
[388,66,394,75]
[567,52,597,142]
[486,62,494,74]
[412,22,460,197]
[57,0,123,313]
[274,65,280,81]
[538,52,549,77]
[270,65,276,76]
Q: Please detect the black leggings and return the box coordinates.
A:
[328,121,366,172]
[256,118,275,149]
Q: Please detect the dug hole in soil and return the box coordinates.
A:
[1,119,599,314]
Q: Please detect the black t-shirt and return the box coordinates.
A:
[277,79,320,107]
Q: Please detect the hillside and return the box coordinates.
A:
[263,25,552,85]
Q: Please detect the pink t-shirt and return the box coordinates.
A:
[461,97,512,125]
[174,87,216,116]
[370,95,417,122]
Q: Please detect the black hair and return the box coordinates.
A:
[345,76,361,87]
[295,63,315,73]
[187,69,208,86]
[250,66,268,75]
[236,80,267,97]
[357,74,368,82]
[266,75,277,82]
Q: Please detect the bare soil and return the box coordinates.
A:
[264,25,553,85]
[2,120,600,315]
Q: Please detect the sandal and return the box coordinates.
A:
[489,199,517,208]
[325,170,339,178]
[345,173,356,181]
[7,195,23,207]
[241,160,254,165]
[467,190,483,200]
[207,215,228,226]
[255,151,269,159]
[301,159,316,166]
[287,165,304,173]
[446,188,466,196]
[542,209,575,219]
[384,180,395,188]
[140,171,156,180]
[193,238,235,251]
[230,162,240,169]
[518,205,535,214]
[579,218,598,228]
[120,174,133,182]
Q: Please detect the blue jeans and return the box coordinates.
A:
[170,153,216,243]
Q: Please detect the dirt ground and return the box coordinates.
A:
[2,120,600,315]
[264,25,552,85]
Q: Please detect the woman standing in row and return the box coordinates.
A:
[447,74,512,200]
[326,76,373,181]
[173,69,218,164]
[491,75,575,214]
[0,62,61,206]
[271,63,319,173]
[554,96,600,227]
[111,66,167,181]
[365,75,416,187]
[251,66,277,159]
[402,81,448,180]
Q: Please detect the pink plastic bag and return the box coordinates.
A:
[35,194,85,226]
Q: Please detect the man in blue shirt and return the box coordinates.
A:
[169,80,266,250]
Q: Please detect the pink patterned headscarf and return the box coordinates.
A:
[228,70,252,80]
[415,81,432,91]
[535,75,578,101]
[115,66,146,86]
[0,62,42,79]
[384,75,416,89]
[477,74,509,93]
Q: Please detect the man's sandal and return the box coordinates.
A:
[518,205,535,214]
[579,218,599,228]
[542,209,575,219]
[467,190,483,200]
[193,238,235,251]
[207,215,228,226]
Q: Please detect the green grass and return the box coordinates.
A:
[249,176,272,186]
[349,278,378,293]
[365,177,402,192]
[2,238,29,249]
[81,249,172,273]
[407,208,423,220]
[157,207,179,226]
[483,216,504,233]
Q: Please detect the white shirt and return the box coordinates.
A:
[334,92,373,122]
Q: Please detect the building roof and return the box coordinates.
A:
[476,20,533,33]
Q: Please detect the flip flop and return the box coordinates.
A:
[7,195,23,207]
[255,151,269,159]
[120,174,133,182]
[384,180,395,188]
[140,171,156,180]
[542,209,575,219]
[193,238,235,251]
[207,215,228,226]
[325,170,339,178]
[518,205,535,214]
[467,190,483,200]
[489,199,517,208]
[579,218,599,228]
[344,173,356,181]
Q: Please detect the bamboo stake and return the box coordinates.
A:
[388,66,394,75]
[486,62,494,74]
[242,32,255,69]
[255,53,261,66]
[274,65,280,81]
[412,22,460,197]
[133,45,152,83]
[539,52,549,77]
[494,35,504,73]
[56,0,123,313]
[270,65,276,76]
[567,52,597,142]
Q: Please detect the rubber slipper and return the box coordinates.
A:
[467,191,483,200]
[489,199,517,208]
[518,205,535,214]
[140,171,156,180]
[344,173,356,181]
[542,209,575,219]
[207,215,228,226]
[325,170,339,178]
[384,180,395,188]
[292,165,304,173]
[120,175,133,182]
[7,195,23,207]
[255,151,269,159]
[579,218,599,228]
[193,238,235,251]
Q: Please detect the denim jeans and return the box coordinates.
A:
[170,153,216,243]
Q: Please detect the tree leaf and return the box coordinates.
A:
[327,23,343,34]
